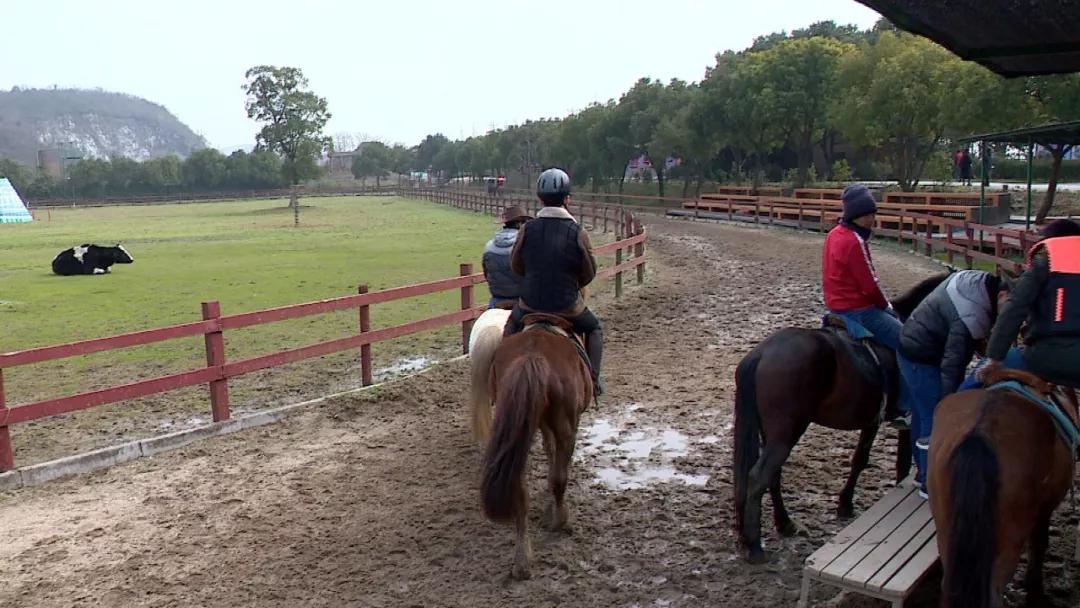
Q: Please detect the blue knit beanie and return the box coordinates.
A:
[841,184,877,222]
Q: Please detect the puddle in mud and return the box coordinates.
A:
[578,402,712,490]
[374,356,435,381]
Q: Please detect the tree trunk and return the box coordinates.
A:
[656,164,666,200]
[820,131,837,180]
[1035,145,1070,224]
[290,186,299,227]
[796,134,813,187]
[681,177,691,198]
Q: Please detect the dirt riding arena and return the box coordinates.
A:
[2,217,1077,607]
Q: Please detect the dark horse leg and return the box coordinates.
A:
[742,440,797,564]
[895,428,912,484]
[542,424,574,532]
[838,424,878,519]
[1024,514,1051,606]
[769,468,800,537]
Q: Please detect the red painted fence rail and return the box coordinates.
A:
[0,191,645,471]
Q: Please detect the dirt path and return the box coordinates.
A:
[1,217,1076,608]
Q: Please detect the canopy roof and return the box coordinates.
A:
[959,120,1080,144]
[855,1,1080,76]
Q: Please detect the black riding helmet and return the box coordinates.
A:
[537,167,571,205]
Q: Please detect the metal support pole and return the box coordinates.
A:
[1026,137,1034,230]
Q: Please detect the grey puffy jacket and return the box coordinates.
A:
[899,270,995,396]
[482,228,522,300]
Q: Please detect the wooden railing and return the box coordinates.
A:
[678,197,1032,275]
[0,191,646,471]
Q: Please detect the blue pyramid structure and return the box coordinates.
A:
[0,178,32,223]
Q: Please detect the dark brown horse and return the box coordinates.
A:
[480,316,593,580]
[734,272,951,563]
[930,370,1078,608]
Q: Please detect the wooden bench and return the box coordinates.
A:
[799,480,938,608]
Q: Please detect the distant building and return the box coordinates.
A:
[326,141,375,174]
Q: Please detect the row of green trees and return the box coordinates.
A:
[0,149,288,200]
[2,19,1078,219]
[409,20,1080,219]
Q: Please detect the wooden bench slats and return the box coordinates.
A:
[883,532,939,594]
[818,491,925,584]
[802,479,940,607]
[870,519,937,594]
[806,482,917,571]
[850,497,933,590]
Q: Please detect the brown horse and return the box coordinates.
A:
[480,316,593,580]
[930,370,1078,608]
[734,272,951,563]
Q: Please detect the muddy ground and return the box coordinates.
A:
[1,216,1077,607]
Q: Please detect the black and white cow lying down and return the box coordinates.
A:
[51,244,134,276]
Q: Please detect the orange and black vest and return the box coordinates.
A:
[1026,236,1080,340]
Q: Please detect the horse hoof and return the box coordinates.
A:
[777,520,804,538]
[511,564,532,581]
[837,504,855,519]
[745,548,768,565]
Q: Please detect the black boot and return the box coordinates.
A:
[585,327,603,397]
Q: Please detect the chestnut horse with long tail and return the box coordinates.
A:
[929,369,1078,608]
[734,272,951,563]
[480,317,593,580]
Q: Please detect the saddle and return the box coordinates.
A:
[491,298,517,310]
[521,313,593,374]
[821,314,896,420]
[984,369,1080,458]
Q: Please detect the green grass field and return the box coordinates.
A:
[1,196,494,406]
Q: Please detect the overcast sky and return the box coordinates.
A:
[1,0,883,150]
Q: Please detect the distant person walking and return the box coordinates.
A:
[960,149,973,186]
[953,149,963,181]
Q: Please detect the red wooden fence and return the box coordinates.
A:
[0,192,646,471]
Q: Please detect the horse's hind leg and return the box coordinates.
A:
[543,424,574,532]
[743,441,795,564]
[1024,514,1051,605]
[511,505,532,580]
[769,470,799,537]
[838,425,878,518]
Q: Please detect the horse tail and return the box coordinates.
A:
[733,353,762,533]
[943,432,1000,608]
[481,355,546,522]
[469,326,501,441]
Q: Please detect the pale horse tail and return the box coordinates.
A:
[469,308,510,441]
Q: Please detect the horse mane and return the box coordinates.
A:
[892,271,953,320]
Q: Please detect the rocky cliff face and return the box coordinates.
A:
[0,88,206,165]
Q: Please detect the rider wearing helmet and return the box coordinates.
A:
[504,167,604,396]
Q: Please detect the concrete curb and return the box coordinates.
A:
[0,354,467,493]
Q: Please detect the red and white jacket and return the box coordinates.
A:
[822,223,889,312]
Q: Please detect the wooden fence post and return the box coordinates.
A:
[615,245,624,298]
[201,301,231,422]
[358,285,373,386]
[0,369,13,472]
[460,264,474,355]
[634,218,645,285]
[946,227,955,266]
[964,223,975,269]
[994,234,1004,276]
[924,220,933,258]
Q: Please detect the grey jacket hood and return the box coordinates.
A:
[485,227,519,255]
[946,270,993,339]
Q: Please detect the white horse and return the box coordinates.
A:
[468,307,511,441]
